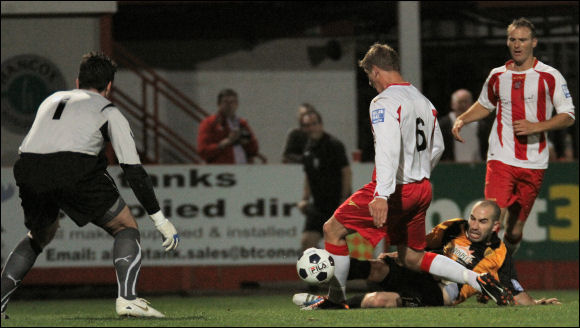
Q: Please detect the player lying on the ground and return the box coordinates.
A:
[294,200,561,309]
[295,251,561,309]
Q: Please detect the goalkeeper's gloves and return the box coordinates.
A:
[149,211,179,251]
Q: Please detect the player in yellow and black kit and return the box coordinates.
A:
[293,200,560,309]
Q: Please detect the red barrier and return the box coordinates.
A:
[515,261,579,290]
[23,261,578,291]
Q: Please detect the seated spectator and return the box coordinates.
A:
[282,103,315,163]
[197,89,259,164]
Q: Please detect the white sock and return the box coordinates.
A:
[428,254,482,293]
[327,254,349,303]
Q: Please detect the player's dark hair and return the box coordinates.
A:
[507,17,537,39]
[476,200,501,222]
[78,52,117,92]
[217,88,238,104]
[358,43,400,73]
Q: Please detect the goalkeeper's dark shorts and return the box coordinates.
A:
[379,256,445,307]
[14,152,125,230]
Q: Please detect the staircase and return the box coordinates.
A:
[109,42,208,164]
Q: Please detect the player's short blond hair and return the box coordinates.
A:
[507,17,537,39]
[358,43,400,73]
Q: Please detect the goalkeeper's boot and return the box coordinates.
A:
[116,297,165,318]
[292,293,349,310]
[1,312,8,320]
[476,273,514,306]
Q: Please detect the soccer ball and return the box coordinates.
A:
[296,248,335,284]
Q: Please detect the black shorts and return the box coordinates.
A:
[303,204,335,234]
[14,152,125,230]
[380,256,444,307]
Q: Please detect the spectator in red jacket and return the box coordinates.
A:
[197,89,259,164]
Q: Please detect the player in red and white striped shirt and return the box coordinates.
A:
[317,43,512,310]
[452,18,575,255]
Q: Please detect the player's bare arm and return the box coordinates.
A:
[513,113,575,136]
[452,101,490,142]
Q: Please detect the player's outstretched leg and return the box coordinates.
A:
[411,249,513,305]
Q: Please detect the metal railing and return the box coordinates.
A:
[110,42,208,164]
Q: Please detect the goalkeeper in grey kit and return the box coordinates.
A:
[1,52,179,319]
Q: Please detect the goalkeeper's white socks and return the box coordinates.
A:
[325,242,350,303]
[421,252,482,293]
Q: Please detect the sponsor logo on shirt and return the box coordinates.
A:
[523,94,535,103]
[499,96,511,105]
[500,94,534,104]
[1,54,66,134]
[371,108,385,124]
[446,243,475,266]
[562,84,571,98]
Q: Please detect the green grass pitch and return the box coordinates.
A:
[2,290,578,327]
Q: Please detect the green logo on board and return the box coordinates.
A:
[1,55,66,134]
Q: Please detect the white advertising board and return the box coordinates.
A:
[2,164,334,267]
[3,163,565,267]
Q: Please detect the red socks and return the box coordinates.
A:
[325,242,349,256]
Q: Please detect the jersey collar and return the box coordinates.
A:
[504,58,539,72]
[384,82,411,91]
